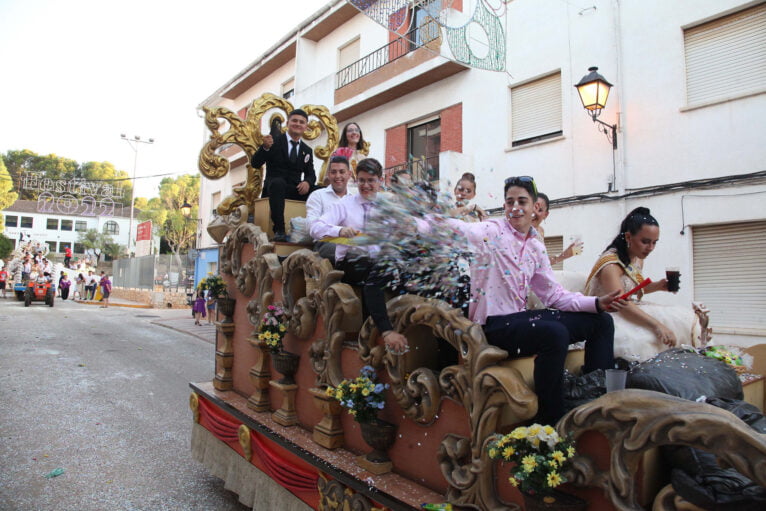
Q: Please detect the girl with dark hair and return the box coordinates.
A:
[452,172,487,221]
[324,122,369,186]
[584,207,703,361]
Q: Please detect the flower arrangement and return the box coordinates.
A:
[326,365,389,423]
[200,274,227,298]
[257,304,287,354]
[487,424,576,496]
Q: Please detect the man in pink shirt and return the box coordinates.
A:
[310,158,408,354]
[442,176,622,423]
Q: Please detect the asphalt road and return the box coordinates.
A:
[0,296,250,511]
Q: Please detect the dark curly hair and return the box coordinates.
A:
[605,207,659,266]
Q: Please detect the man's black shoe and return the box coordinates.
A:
[272,232,288,242]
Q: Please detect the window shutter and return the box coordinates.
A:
[338,38,361,70]
[684,4,766,105]
[692,221,766,330]
[511,72,562,143]
[544,236,564,270]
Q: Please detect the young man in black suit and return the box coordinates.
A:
[251,108,317,241]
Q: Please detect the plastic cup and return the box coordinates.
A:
[605,369,627,392]
[666,267,681,292]
[569,234,583,256]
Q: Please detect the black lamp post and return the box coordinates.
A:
[575,66,617,149]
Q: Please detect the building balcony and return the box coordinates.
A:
[334,20,468,122]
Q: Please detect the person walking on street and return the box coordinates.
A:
[193,292,206,325]
[0,263,8,298]
[59,273,71,300]
[206,290,216,324]
[99,272,112,308]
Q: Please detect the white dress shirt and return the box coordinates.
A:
[306,186,355,227]
[309,194,380,261]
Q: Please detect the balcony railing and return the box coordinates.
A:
[384,155,440,184]
[336,19,440,90]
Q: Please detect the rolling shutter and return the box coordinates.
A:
[544,235,564,271]
[692,221,766,330]
[684,3,766,105]
[511,72,562,144]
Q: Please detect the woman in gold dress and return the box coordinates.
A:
[585,207,703,361]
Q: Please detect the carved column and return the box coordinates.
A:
[310,387,344,449]
[270,380,298,427]
[247,334,272,412]
[214,321,235,390]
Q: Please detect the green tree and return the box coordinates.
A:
[1,149,132,203]
[102,237,126,261]
[0,156,19,233]
[0,233,13,259]
[76,228,116,265]
[137,174,200,257]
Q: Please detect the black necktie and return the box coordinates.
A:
[289,140,298,164]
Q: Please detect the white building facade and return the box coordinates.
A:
[4,199,132,257]
[198,0,766,347]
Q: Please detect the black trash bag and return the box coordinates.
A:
[627,348,743,401]
[663,396,766,510]
[705,396,766,433]
[562,369,606,413]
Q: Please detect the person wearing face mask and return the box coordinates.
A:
[451,172,487,222]
[584,207,704,362]
[306,155,356,261]
[414,176,623,424]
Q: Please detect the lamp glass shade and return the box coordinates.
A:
[575,67,613,112]
[180,202,192,218]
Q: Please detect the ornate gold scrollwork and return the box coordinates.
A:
[282,249,336,339]
[317,473,384,511]
[198,93,340,219]
[238,424,252,461]
[189,392,200,423]
[558,390,766,511]
[246,248,282,326]
[312,281,362,388]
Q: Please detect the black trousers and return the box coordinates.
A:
[483,309,614,424]
[335,257,393,333]
[262,177,314,233]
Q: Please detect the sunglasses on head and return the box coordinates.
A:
[504,176,538,196]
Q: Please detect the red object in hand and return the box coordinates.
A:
[333,146,354,159]
[618,278,652,301]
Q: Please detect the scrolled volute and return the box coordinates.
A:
[558,389,766,511]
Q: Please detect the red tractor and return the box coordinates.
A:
[24,280,55,307]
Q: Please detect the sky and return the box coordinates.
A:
[0,0,328,199]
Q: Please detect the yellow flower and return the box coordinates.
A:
[528,425,542,437]
[279,325,286,332]
[522,455,537,473]
[548,460,558,468]
[543,425,555,435]
[511,427,528,440]
[361,388,370,396]
[335,390,343,400]
[502,446,515,459]
[567,446,576,458]
[488,448,498,459]
[325,387,335,397]
[349,409,357,416]
[552,451,565,464]
[531,438,540,448]
[547,471,562,487]
[508,476,519,487]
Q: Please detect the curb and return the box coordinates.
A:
[151,320,216,344]
[74,300,153,309]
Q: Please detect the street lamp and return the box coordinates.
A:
[180,201,192,218]
[574,67,617,149]
[120,134,155,255]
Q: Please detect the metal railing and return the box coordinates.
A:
[336,19,440,90]
[112,254,195,292]
[384,155,440,184]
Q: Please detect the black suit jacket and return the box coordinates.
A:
[251,133,316,193]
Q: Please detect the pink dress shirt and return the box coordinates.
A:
[447,218,598,325]
[309,194,380,261]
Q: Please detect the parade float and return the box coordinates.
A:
[189,94,766,510]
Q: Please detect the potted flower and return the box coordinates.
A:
[203,274,235,323]
[258,304,298,384]
[327,366,395,470]
[487,424,585,510]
